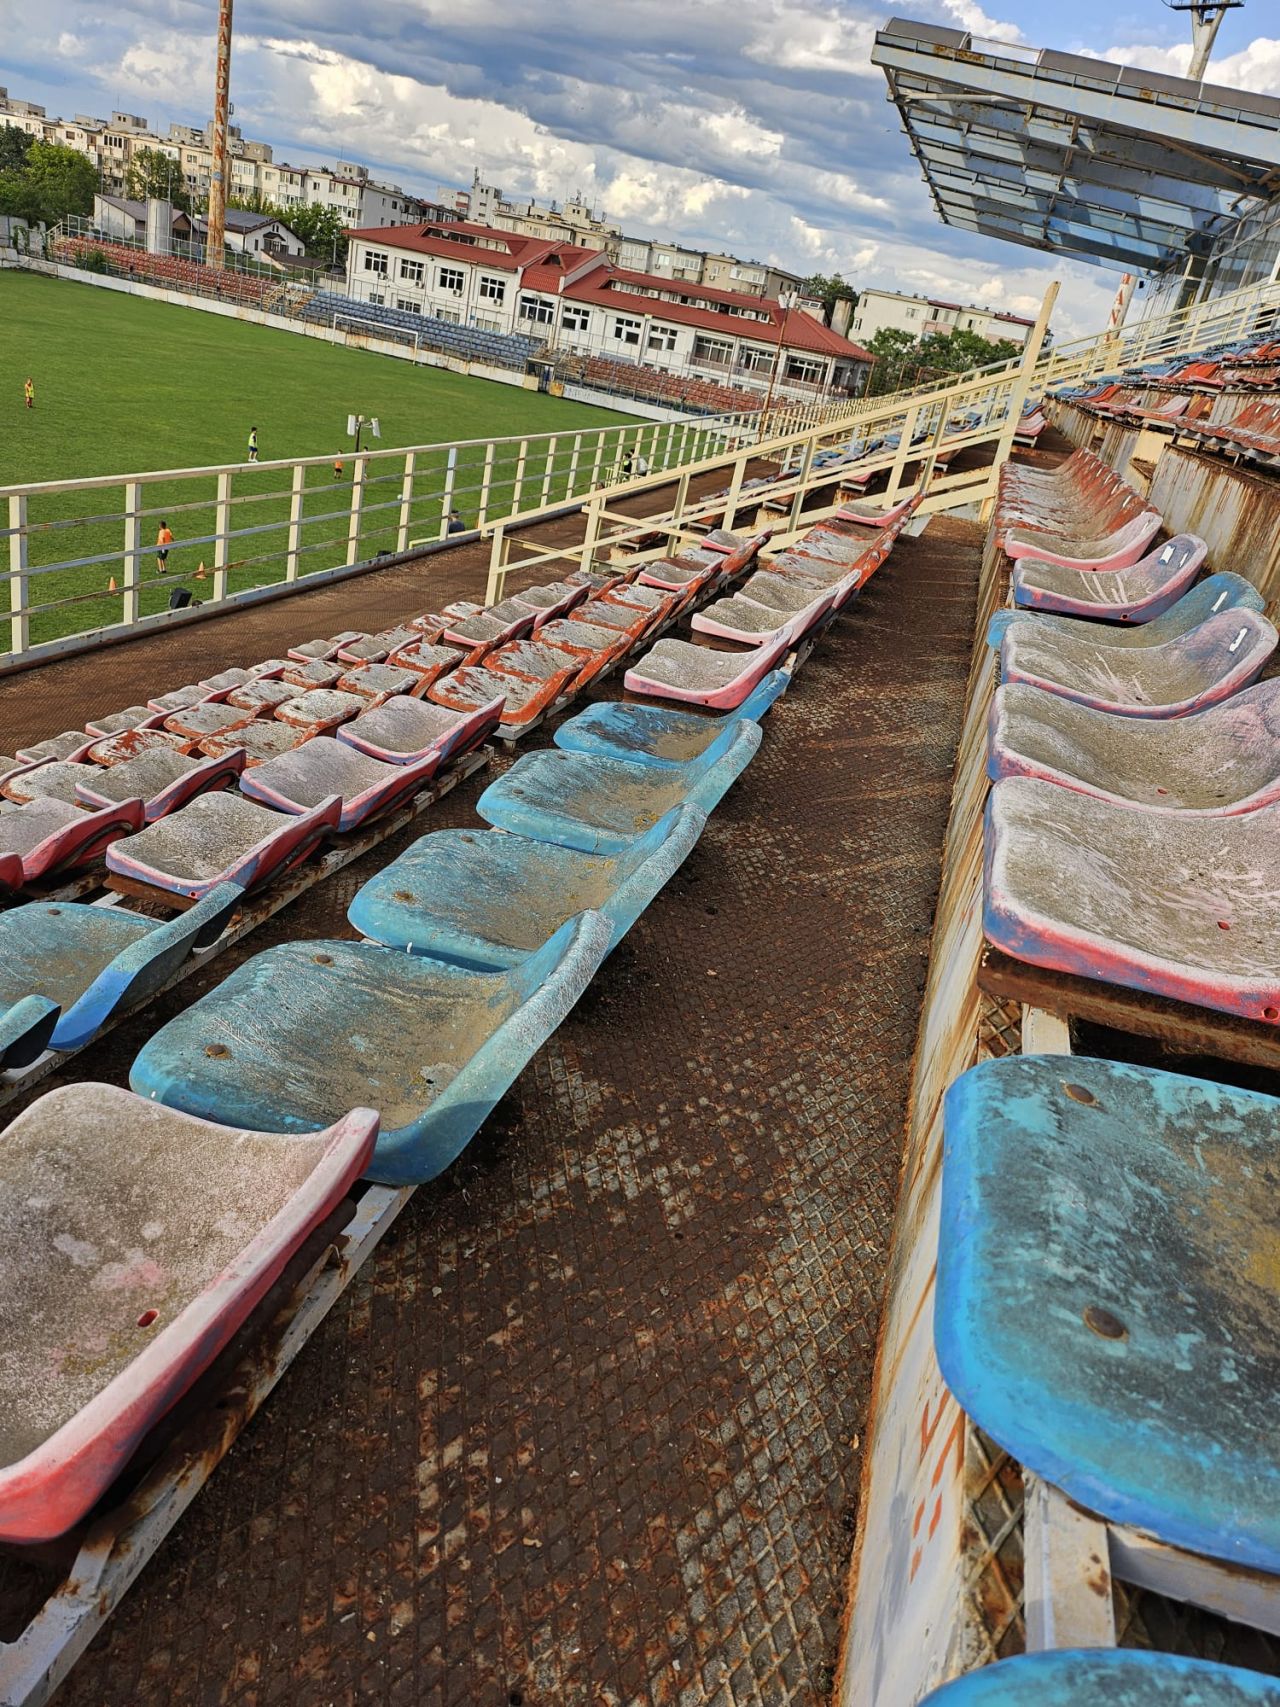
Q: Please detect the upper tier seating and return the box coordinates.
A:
[1011,533,1208,622]
[0,1084,376,1543]
[984,775,1280,1021]
[53,236,273,312]
[938,1055,1280,1571]
[918,1649,1280,1705]
[0,883,240,1068]
[476,726,762,854]
[347,804,705,970]
[999,606,1277,717]
[989,679,1280,816]
[301,292,542,372]
[129,913,612,1187]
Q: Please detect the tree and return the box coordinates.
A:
[800,272,858,317]
[915,326,1022,374]
[0,123,33,174]
[18,141,97,222]
[864,326,919,395]
[125,146,190,212]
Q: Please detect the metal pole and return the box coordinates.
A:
[206,0,233,272]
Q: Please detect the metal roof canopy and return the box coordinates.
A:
[872,18,1280,273]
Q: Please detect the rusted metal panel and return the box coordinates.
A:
[1149,448,1280,608]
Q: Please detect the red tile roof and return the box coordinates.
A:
[344,222,525,270]
[556,280,871,362]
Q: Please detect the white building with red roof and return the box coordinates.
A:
[344,220,873,400]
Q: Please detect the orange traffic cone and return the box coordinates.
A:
[195,560,207,580]
[108,575,117,592]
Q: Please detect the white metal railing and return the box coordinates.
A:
[0,396,848,663]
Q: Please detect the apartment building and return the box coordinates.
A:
[850,286,1035,348]
[0,85,421,227]
[344,220,872,397]
[443,172,623,257]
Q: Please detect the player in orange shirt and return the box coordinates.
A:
[156,521,174,575]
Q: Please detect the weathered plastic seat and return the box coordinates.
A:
[0,1084,376,1543]
[1012,533,1208,622]
[693,588,833,646]
[1005,508,1162,571]
[75,746,245,823]
[428,664,566,727]
[537,617,629,660]
[226,677,298,713]
[275,689,369,734]
[162,701,258,743]
[105,791,341,900]
[637,551,721,593]
[287,632,366,663]
[483,640,583,687]
[239,737,445,831]
[15,731,95,765]
[835,494,917,528]
[555,671,788,767]
[335,662,419,700]
[576,598,652,641]
[146,685,212,715]
[477,722,761,853]
[442,599,537,650]
[337,695,500,765]
[624,622,797,710]
[0,797,144,895]
[985,776,1280,1021]
[939,1054,1280,1574]
[129,913,612,1187]
[280,658,344,691]
[348,804,705,969]
[197,667,255,693]
[83,705,163,738]
[510,582,588,624]
[2,761,102,806]
[564,565,626,593]
[1001,608,1276,717]
[385,638,465,685]
[989,680,1280,815]
[0,882,241,1064]
[757,552,853,588]
[199,720,311,766]
[987,571,1264,650]
[336,626,418,664]
[919,1649,1280,1705]
[85,727,190,768]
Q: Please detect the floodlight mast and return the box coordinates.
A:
[1162,0,1244,81]
[206,0,234,272]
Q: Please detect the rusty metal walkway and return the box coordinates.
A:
[10,517,982,1707]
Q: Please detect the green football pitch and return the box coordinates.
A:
[1,270,640,648]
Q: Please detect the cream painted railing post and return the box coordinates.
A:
[477,443,495,529]
[722,453,748,534]
[590,432,605,489]
[485,524,506,606]
[982,281,1059,520]
[396,452,415,555]
[439,447,458,539]
[345,457,366,568]
[568,433,583,498]
[580,494,604,578]
[882,401,922,504]
[122,480,141,625]
[540,436,557,506]
[787,437,816,530]
[512,438,529,511]
[9,494,29,655]
[212,470,232,601]
[286,463,306,581]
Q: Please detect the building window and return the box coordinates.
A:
[478,274,506,303]
[399,258,424,284]
[561,305,590,333]
[363,250,389,276]
[612,315,642,346]
[368,292,386,306]
[438,266,465,294]
[518,295,555,325]
[784,355,825,384]
[436,307,461,324]
[397,298,422,314]
[737,345,773,374]
[692,335,733,368]
[647,325,677,353]
[475,315,502,332]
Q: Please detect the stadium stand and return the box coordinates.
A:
[299,291,543,370]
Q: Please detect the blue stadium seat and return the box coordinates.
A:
[919,1650,1280,1705]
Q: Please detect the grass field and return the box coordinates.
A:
[1,270,640,649]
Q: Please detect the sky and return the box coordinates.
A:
[0,0,1277,339]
